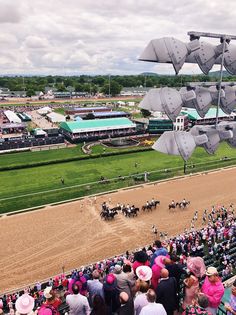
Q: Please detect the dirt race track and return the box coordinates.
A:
[1,167,236,293]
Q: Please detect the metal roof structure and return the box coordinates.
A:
[60,118,136,133]
[4,110,22,124]
[92,111,128,117]
[46,112,66,123]
[181,108,236,120]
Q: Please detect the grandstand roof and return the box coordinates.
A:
[47,112,66,123]
[181,108,236,120]
[60,118,136,133]
[4,110,22,123]
[92,111,128,117]
[67,106,109,112]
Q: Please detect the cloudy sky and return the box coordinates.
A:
[0,0,236,75]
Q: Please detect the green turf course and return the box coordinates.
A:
[1,142,236,213]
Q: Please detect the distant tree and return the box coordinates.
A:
[26,89,35,97]
[75,83,83,92]
[101,81,122,96]
[56,84,67,92]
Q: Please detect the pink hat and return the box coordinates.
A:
[154,255,166,268]
[187,257,206,278]
[136,266,152,281]
[15,294,34,314]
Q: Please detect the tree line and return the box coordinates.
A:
[0,73,235,97]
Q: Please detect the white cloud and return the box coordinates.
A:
[0,0,235,74]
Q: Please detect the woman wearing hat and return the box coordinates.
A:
[201,267,224,315]
[182,257,206,310]
[15,294,35,315]
[151,256,171,290]
[43,287,61,315]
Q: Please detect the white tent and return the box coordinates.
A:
[46,112,66,123]
[33,128,47,136]
[4,110,21,123]
[37,106,52,115]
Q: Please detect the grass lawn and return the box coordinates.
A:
[0,145,85,169]
[1,142,236,213]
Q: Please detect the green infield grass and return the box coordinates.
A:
[0,142,236,213]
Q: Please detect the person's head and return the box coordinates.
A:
[205,267,219,283]
[92,270,100,280]
[123,264,132,273]
[232,280,236,296]
[43,287,54,301]
[160,268,169,279]
[72,284,80,295]
[155,240,162,248]
[119,292,129,305]
[146,289,156,303]
[136,280,149,293]
[170,254,179,263]
[197,293,209,309]
[92,295,106,310]
[114,264,122,274]
[15,294,34,315]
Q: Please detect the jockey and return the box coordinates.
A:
[146,201,149,207]
[151,198,155,205]
[182,198,186,204]
[171,200,175,205]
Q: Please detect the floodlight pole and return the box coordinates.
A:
[108,74,111,98]
[183,160,187,174]
[188,31,235,127]
[215,38,226,126]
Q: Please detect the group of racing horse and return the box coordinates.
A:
[100,198,160,220]
[100,198,190,220]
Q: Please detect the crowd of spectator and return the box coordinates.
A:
[0,204,235,315]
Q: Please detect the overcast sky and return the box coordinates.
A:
[0,0,236,75]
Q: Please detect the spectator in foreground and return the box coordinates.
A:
[90,295,108,315]
[183,293,211,315]
[87,270,104,306]
[66,284,90,315]
[117,291,134,315]
[156,268,178,315]
[103,274,120,315]
[225,279,236,315]
[140,289,167,315]
[134,280,149,315]
[43,287,61,315]
[150,241,168,267]
[15,294,35,315]
[201,267,225,315]
[183,257,206,309]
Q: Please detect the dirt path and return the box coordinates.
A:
[0,168,235,293]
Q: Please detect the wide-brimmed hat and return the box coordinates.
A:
[103,274,117,290]
[206,266,218,276]
[44,286,53,299]
[154,255,166,268]
[187,257,206,278]
[15,294,34,314]
[136,266,152,281]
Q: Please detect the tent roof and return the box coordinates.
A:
[60,118,136,133]
[47,112,66,122]
[181,108,235,120]
[4,110,22,123]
